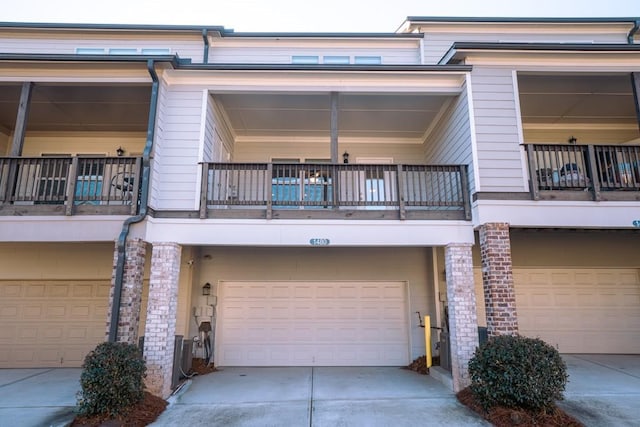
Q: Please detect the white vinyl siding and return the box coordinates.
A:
[202,94,215,163]
[151,83,206,210]
[0,30,203,61]
[423,84,475,192]
[208,39,420,65]
[470,67,524,192]
[421,27,628,64]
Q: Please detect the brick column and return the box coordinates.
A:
[144,242,181,398]
[479,222,519,337]
[105,238,146,344]
[445,243,478,392]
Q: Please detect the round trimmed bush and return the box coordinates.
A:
[76,342,147,417]
[468,334,567,412]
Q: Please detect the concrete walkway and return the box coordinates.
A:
[0,355,639,426]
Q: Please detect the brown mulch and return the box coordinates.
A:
[456,387,584,426]
[71,358,218,427]
[405,355,430,374]
[189,358,218,375]
[70,392,167,427]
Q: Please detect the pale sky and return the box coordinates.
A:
[1,0,639,32]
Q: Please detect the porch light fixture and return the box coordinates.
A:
[568,136,577,145]
[116,146,125,157]
[202,282,211,296]
[343,151,350,164]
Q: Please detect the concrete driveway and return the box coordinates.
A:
[1,355,639,427]
[558,354,640,427]
[150,366,488,427]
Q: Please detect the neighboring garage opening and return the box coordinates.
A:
[0,242,116,368]
[215,281,410,366]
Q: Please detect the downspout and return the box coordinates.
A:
[202,29,210,63]
[108,59,159,342]
[628,20,640,44]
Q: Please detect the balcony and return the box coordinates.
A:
[0,156,141,215]
[525,144,640,201]
[200,162,471,220]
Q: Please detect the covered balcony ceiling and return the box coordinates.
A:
[518,74,638,127]
[0,83,151,134]
[214,92,453,142]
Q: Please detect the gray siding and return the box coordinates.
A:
[470,67,525,192]
[151,83,205,210]
[209,40,420,64]
[423,84,475,193]
[423,30,627,64]
[211,98,235,162]
[202,95,215,163]
[0,30,204,62]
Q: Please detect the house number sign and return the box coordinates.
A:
[309,238,330,246]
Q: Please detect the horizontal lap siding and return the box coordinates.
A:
[423,30,626,64]
[0,30,204,62]
[424,83,475,193]
[151,83,205,210]
[209,44,419,65]
[471,67,525,192]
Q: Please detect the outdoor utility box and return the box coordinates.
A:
[439,331,451,371]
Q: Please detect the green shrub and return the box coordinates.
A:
[468,334,567,412]
[76,342,147,417]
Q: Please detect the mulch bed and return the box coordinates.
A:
[190,357,218,375]
[70,392,167,427]
[405,355,430,374]
[71,359,218,427]
[456,387,584,426]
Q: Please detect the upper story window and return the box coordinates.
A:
[291,55,383,65]
[323,56,350,64]
[76,48,106,55]
[76,47,171,55]
[354,56,382,65]
[292,55,320,64]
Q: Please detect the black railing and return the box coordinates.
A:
[0,156,141,215]
[525,144,640,200]
[200,162,470,220]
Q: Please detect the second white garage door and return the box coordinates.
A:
[215,281,410,366]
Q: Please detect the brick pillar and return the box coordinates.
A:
[144,242,181,398]
[105,238,146,344]
[479,222,518,337]
[444,243,478,392]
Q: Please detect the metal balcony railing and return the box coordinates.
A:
[0,156,141,215]
[525,144,640,201]
[200,162,471,220]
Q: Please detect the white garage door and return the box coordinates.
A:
[475,269,640,353]
[216,281,410,366]
[0,280,110,368]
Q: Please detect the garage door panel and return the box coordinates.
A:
[515,269,640,353]
[0,280,110,368]
[217,281,409,366]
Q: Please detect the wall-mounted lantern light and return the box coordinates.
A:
[202,282,211,296]
[116,146,125,157]
[343,151,350,164]
[568,136,577,145]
